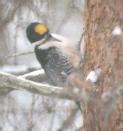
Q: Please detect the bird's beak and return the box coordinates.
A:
[50,34,61,42]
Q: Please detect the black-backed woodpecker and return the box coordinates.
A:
[26,22,81,87]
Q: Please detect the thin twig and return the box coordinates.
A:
[6,51,34,58]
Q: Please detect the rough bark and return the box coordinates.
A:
[83,0,123,131]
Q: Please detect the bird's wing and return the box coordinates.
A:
[44,48,74,86]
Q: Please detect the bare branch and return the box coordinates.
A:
[19,69,47,82]
[0,72,79,100]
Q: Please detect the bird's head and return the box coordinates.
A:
[26,22,50,45]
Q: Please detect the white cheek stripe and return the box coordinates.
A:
[38,43,53,49]
[38,41,62,50]
[32,38,46,46]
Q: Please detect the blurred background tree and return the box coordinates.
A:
[0,1,84,131]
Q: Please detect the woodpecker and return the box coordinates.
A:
[26,22,82,87]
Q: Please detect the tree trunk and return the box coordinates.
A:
[83,0,123,130]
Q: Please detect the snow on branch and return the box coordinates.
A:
[0,71,80,100]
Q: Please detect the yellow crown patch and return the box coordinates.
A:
[35,24,48,35]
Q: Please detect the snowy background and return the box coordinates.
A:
[0,0,84,130]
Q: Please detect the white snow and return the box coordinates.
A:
[86,68,101,83]
[112,26,122,36]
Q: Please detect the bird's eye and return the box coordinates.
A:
[35,24,48,35]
